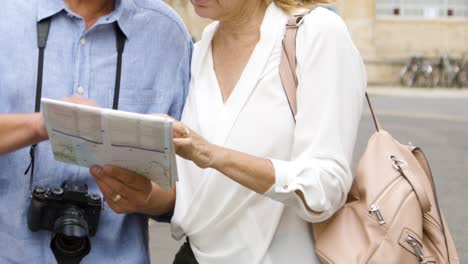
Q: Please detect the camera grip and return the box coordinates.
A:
[27,198,44,232]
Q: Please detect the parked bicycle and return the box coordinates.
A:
[401,55,467,88]
[400,56,436,87]
[456,55,468,88]
[432,54,460,88]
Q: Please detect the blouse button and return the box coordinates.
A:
[283,185,289,190]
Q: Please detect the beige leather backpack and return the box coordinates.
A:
[279,12,460,264]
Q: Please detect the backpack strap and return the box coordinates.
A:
[399,166,431,213]
[279,10,382,132]
[279,13,307,121]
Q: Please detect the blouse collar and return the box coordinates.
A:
[192,3,288,77]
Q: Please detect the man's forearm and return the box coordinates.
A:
[0,113,48,155]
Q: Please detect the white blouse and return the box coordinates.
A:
[171,4,366,264]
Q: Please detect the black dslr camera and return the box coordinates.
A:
[28,181,102,264]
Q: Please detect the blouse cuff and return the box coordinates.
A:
[264,158,309,208]
[264,158,331,222]
[265,159,299,195]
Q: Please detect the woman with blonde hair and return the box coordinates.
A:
[90,0,367,263]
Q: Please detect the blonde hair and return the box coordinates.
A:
[265,0,332,13]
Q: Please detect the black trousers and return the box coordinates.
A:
[173,238,198,264]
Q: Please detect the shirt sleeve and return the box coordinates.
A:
[168,38,193,120]
[149,37,192,222]
[263,10,367,223]
[149,211,174,223]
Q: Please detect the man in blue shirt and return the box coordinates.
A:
[0,0,192,263]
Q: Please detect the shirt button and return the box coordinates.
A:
[77,86,85,94]
[283,185,289,190]
[80,37,87,45]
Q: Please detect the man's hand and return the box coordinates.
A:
[36,96,99,141]
[90,165,175,215]
[63,95,98,107]
[0,113,49,155]
[34,113,48,142]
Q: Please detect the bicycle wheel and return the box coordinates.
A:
[400,67,416,87]
[419,72,435,88]
[430,67,441,88]
[457,68,468,88]
[417,64,434,88]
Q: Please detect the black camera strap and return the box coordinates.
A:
[25,17,127,194]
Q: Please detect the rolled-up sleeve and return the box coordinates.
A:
[263,10,367,223]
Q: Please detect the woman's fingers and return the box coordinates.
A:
[172,121,192,138]
[173,137,192,157]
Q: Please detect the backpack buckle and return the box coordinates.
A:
[390,155,407,173]
[286,15,306,29]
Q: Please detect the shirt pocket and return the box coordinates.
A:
[117,89,159,113]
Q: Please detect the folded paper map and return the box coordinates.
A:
[41,98,177,190]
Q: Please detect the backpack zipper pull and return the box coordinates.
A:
[407,235,424,261]
[369,204,385,224]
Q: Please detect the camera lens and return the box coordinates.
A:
[51,207,90,263]
[52,233,89,256]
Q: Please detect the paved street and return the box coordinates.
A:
[149,87,468,263]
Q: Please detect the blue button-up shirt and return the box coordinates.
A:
[0,0,192,263]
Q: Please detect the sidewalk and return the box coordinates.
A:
[149,221,182,264]
[367,86,468,98]
[366,86,468,123]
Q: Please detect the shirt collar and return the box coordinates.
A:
[113,0,134,39]
[88,0,132,39]
[36,0,133,39]
[36,0,66,22]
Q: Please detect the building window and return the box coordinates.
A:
[376,0,468,18]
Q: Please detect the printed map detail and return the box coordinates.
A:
[41,98,177,190]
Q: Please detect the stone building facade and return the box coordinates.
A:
[165,0,468,85]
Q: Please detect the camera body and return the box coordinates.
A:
[28,181,102,263]
[28,181,102,236]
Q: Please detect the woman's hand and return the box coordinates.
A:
[171,120,275,194]
[149,114,218,169]
[90,165,175,215]
[172,121,219,169]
